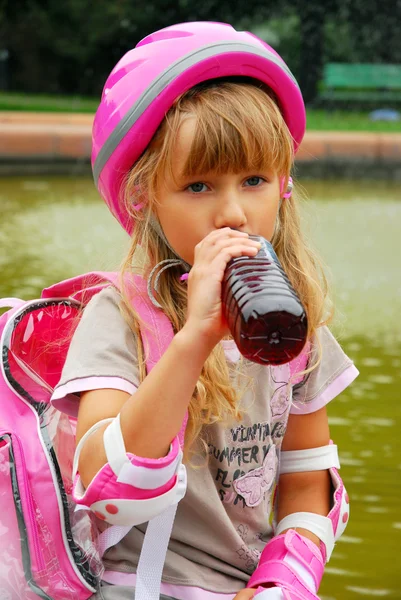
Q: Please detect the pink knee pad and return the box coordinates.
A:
[247,530,323,600]
[72,415,187,526]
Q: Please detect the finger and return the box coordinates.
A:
[213,236,261,251]
[210,243,260,269]
[204,227,250,242]
[195,228,250,251]
[195,236,261,263]
[190,243,260,283]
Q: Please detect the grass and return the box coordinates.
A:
[306,109,401,132]
[1,91,400,132]
[0,92,98,113]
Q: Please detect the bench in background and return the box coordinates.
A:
[320,63,401,105]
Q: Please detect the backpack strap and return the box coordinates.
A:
[0,298,25,309]
[43,271,188,446]
[44,272,187,599]
[289,341,311,386]
[42,271,120,304]
[124,274,188,445]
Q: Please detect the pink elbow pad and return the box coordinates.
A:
[72,415,187,526]
[247,530,324,600]
[277,442,350,561]
[248,443,350,599]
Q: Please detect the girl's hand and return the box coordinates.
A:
[233,589,285,599]
[184,228,261,347]
[233,589,258,600]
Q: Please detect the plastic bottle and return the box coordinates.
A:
[221,235,308,365]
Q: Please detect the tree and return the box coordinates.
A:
[2,0,400,99]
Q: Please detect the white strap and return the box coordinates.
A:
[117,451,181,489]
[74,414,187,600]
[103,413,129,475]
[135,503,178,600]
[0,298,25,309]
[134,464,187,599]
[72,417,114,478]
[254,590,285,600]
[97,524,132,557]
[275,512,335,560]
[280,445,340,474]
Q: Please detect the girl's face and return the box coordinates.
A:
[155,117,281,265]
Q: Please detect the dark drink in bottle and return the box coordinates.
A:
[221,235,308,365]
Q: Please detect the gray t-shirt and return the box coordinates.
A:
[52,287,358,594]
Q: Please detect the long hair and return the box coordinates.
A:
[118,79,331,457]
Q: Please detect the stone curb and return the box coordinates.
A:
[1,111,400,165]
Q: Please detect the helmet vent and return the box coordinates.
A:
[137,30,194,47]
[103,60,146,97]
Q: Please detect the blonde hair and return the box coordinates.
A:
[118,79,331,457]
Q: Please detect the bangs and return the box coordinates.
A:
[158,81,294,185]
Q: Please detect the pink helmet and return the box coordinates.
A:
[92,21,306,235]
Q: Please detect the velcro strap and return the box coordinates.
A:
[89,464,187,527]
[280,445,340,474]
[248,531,323,599]
[275,513,334,561]
[250,563,317,600]
[103,414,181,489]
[117,454,181,488]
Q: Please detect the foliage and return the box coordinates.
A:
[1,0,400,102]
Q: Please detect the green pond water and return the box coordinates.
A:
[0,176,400,599]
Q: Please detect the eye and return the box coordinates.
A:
[244,176,265,187]
[187,182,208,193]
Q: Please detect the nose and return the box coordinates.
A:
[214,194,247,230]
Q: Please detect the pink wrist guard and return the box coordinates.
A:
[247,530,324,600]
[72,415,187,526]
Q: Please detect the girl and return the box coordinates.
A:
[51,21,358,600]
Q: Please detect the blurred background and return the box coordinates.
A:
[1,0,401,106]
[0,1,401,598]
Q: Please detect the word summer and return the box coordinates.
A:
[208,443,272,467]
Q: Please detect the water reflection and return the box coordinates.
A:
[1,176,400,599]
[0,177,128,298]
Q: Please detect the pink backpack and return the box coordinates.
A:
[0,272,176,600]
[0,271,308,600]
